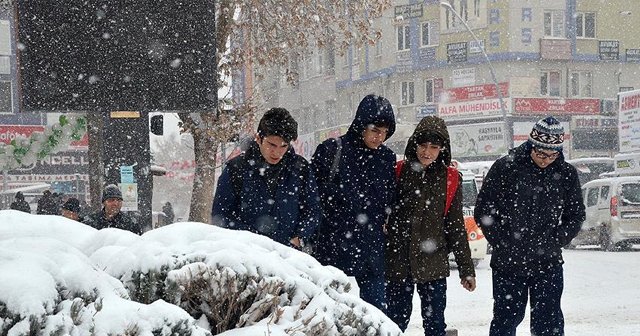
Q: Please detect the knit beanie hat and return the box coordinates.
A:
[102,184,123,202]
[528,116,564,152]
[257,108,298,143]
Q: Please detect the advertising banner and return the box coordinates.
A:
[618,89,640,153]
[513,98,600,115]
[438,98,510,120]
[442,82,509,103]
[449,122,507,157]
[0,125,46,144]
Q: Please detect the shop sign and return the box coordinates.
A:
[513,98,600,115]
[442,82,509,103]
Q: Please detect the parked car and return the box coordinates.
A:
[567,157,615,186]
[572,176,640,250]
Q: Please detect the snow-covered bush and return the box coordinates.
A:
[0,211,401,336]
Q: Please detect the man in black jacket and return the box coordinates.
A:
[84,184,140,234]
[10,192,31,213]
[475,116,585,336]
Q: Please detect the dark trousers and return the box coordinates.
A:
[355,272,386,313]
[490,265,565,336]
[387,277,447,336]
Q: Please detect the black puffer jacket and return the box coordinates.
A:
[474,142,585,275]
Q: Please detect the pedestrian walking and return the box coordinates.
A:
[386,116,476,335]
[10,192,31,213]
[212,107,321,249]
[310,94,396,311]
[84,184,140,234]
[474,116,585,336]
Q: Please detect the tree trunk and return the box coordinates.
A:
[86,113,104,211]
[188,123,219,223]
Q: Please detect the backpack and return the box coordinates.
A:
[395,160,459,216]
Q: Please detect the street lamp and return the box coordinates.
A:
[440,1,511,152]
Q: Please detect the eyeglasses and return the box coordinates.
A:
[533,147,560,160]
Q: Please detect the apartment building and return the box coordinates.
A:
[249,0,640,160]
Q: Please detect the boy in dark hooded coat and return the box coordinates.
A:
[386,116,476,335]
[311,94,396,311]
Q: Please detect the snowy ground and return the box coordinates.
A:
[405,247,640,336]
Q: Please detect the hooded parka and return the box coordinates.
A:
[386,116,475,283]
[311,94,396,277]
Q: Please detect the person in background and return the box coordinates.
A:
[83,184,140,234]
[385,116,476,335]
[10,192,31,213]
[162,201,175,224]
[310,94,396,311]
[474,116,585,336]
[212,108,321,249]
[37,190,58,215]
[60,197,83,222]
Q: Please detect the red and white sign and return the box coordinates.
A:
[438,98,511,119]
[0,125,46,145]
[513,98,600,115]
[442,82,509,103]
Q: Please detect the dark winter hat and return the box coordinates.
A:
[102,184,123,202]
[61,198,81,213]
[528,116,564,152]
[414,131,445,147]
[257,107,298,143]
[15,191,24,200]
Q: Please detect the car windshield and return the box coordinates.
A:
[462,180,478,208]
[620,183,640,205]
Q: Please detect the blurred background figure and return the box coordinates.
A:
[10,192,31,213]
[61,197,82,222]
[162,201,175,224]
[37,190,58,215]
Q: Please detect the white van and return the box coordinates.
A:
[574,176,640,250]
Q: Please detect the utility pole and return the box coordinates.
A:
[440,1,512,152]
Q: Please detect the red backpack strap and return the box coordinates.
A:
[444,166,460,216]
[395,160,405,180]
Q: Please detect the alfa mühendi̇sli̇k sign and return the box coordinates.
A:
[438,83,511,119]
[513,98,600,115]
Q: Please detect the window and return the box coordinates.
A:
[421,22,432,47]
[401,81,415,105]
[397,25,410,51]
[522,8,532,22]
[600,186,610,203]
[576,12,596,38]
[521,28,532,44]
[544,10,564,38]
[0,81,11,113]
[489,9,500,24]
[374,40,382,57]
[489,31,500,47]
[570,71,592,97]
[587,188,599,207]
[425,79,435,103]
[540,70,561,96]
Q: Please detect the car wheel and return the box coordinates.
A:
[599,224,615,252]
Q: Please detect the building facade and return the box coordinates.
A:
[248,0,640,161]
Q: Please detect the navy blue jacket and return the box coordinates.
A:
[474,142,585,275]
[212,142,320,247]
[311,95,396,277]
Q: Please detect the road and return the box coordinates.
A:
[404,247,640,336]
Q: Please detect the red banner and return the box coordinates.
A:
[0,125,46,145]
[513,98,600,115]
[443,82,509,103]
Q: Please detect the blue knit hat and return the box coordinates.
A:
[528,116,564,152]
